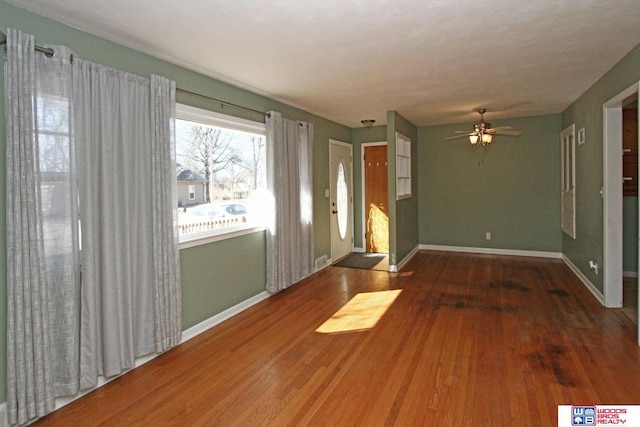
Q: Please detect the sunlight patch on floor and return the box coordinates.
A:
[315,289,402,334]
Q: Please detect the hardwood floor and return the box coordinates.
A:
[33,251,640,426]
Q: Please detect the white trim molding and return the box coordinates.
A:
[179,226,266,250]
[181,290,272,342]
[390,245,420,272]
[561,255,606,306]
[15,289,275,425]
[418,245,607,307]
[420,244,562,259]
[603,82,639,309]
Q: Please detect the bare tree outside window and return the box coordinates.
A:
[233,135,266,191]
[175,112,267,240]
[177,122,240,202]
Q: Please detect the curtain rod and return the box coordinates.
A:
[176,88,269,117]
[1,31,269,118]
[0,30,55,57]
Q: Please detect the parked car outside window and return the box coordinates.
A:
[219,203,248,216]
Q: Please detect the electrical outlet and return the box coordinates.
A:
[486,232,491,240]
[589,260,599,275]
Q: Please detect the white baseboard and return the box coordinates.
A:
[418,244,606,306]
[561,255,606,306]
[420,244,562,259]
[5,290,275,426]
[181,290,272,342]
[389,245,420,272]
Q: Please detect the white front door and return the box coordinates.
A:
[330,140,353,262]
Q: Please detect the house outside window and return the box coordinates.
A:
[177,164,207,207]
[176,104,267,247]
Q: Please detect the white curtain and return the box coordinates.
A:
[5,29,79,425]
[265,112,314,293]
[73,59,181,388]
[149,75,182,353]
[5,29,181,424]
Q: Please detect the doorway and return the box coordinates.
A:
[330,140,353,262]
[623,102,638,330]
[603,82,639,344]
[362,143,389,253]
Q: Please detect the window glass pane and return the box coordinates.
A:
[337,161,348,240]
[175,105,266,242]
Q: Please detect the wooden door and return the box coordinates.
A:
[364,145,389,253]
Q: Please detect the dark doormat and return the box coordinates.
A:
[334,252,388,270]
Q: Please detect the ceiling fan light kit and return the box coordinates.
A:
[446,108,521,147]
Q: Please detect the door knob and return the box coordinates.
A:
[332,210,338,214]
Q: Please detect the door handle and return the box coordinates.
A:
[332,210,338,214]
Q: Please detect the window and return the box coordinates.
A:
[336,161,348,239]
[396,132,412,200]
[176,104,267,246]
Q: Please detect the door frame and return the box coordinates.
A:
[329,139,354,262]
[361,141,388,252]
[603,81,639,345]
[603,83,638,306]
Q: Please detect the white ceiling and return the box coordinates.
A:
[6,0,640,127]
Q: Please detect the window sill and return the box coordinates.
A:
[179,224,266,250]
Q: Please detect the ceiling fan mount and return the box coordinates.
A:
[446,108,522,147]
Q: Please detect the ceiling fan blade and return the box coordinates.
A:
[446,133,474,140]
[494,130,522,136]
[488,126,513,132]
[453,130,473,133]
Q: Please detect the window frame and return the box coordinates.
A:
[175,104,267,249]
[395,132,412,200]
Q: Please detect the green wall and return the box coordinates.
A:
[350,114,419,266]
[418,114,563,252]
[388,111,419,266]
[0,1,351,404]
[561,43,640,292]
[3,0,640,413]
[180,233,266,329]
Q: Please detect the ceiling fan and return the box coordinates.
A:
[446,109,522,147]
